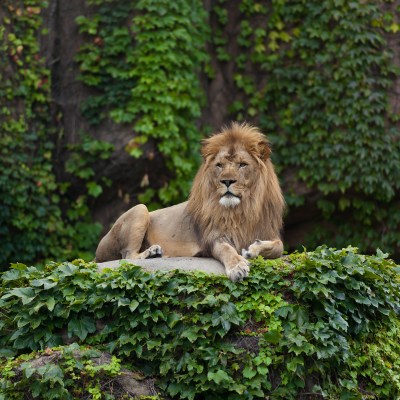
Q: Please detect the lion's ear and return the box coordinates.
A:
[257,140,271,161]
[200,138,213,159]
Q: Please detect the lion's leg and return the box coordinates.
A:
[241,239,283,260]
[95,204,164,262]
[132,244,163,259]
[211,241,249,282]
[120,205,163,260]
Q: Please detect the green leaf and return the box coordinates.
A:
[31,279,58,290]
[242,365,257,379]
[167,312,182,328]
[4,288,37,305]
[207,370,231,384]
[330,314,349,331]
[1,269,22,281]
[46,297,56,311]
[57,264,78,277]
[275,305,292,318]
[9,263,28,271]
[287,357,304,372]
[87,181,103,197]
[147,339,161,350]
[129,299,139,311]
[257,364,269,375]
[21,363,35,379]
[68,316,96,340]
[180,328,200,343]
[263,329,281,344]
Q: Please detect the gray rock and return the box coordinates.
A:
[97,257,225,275]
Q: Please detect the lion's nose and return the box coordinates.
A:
[221,179,236,188]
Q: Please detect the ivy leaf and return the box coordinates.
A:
[287,357,304,372]
[330,314,349,332]
[180,328,200,343]
[129,299,139,311]
[257,364,269,375]
[2,269,22,281]
[68,317,96,340]
[31,279,57,290]
[167,312,182,328]
[86,181,103,197]
[376,249,389,259]
[21,363,36,379]
[3,288,37,305]
[57,264,78,277]
[9,263,28,271]
[207,370,231,384]
[46,297,56,311]
[275,305,293,318]
[242,365,257,379]
[263,329,282,344]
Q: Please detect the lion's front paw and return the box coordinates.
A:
[242,239,279,259]
[241,248,254,259]
[226,259,250,282]
[242,239,262,259]
[144,244,163,259]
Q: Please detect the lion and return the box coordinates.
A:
[95,122,285,281]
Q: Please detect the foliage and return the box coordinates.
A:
[1,247,400,399]
[0,343,131,400]
[222,0,400,254]
[75,0,209,206]
[2,0,400,268]
[0,0,112,269]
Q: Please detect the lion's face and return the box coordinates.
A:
[211,147,260,208]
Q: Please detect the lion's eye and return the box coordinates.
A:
[216,163,223,169]
[239,162,248,168]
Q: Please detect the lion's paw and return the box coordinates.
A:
[242,239,279,259]
[242,239,262,259]
[227,260,250,282]
[241,248,253,259]
[144,245,163,259]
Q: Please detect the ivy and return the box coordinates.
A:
[0,1,114,270]
[3,0,400,268]
[76,0,209,206]
[225,0,400,255]
[0,344,130,399]
[0,0,108,269]
[1,247,400,398]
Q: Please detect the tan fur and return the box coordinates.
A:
[95,122,285,281]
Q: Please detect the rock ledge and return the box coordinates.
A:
[97,257,225,275]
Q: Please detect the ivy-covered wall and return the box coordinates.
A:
[1,0,400,268]
[75,0,209,206]
[0,0,106,268]
[208,0,400,254]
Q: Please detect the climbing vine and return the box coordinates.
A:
[76,0,209,206]
[226,0,400,254]
[2,0,400,267]
[1,248,400,398]
[0,1,109,269]
[0,344,126,399]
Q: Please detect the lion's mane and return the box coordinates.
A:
[186,123,285,255]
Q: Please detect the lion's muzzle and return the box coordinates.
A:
[219,192,241,207]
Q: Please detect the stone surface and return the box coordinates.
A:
[97,257,225,275]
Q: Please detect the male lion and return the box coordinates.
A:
[95,122,285,281]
